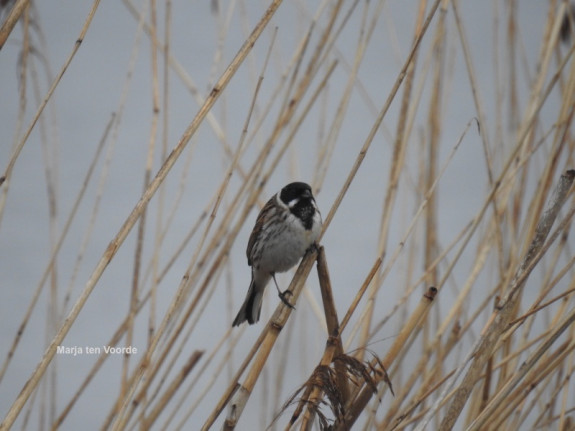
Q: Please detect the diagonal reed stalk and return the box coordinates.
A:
[2,1,575,430]
[0,0,284,429]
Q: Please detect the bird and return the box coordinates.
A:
[232,182,322,326]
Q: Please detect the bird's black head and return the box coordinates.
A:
[280,182,313,206]
[279,182,317,230]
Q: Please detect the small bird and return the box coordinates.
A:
[232,182,322,326]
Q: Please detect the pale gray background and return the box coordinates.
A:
[0,1,563,429]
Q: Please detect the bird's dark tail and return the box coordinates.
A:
[232,275,264,326]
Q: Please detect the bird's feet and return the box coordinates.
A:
[278,289,295,309]
[307,242,321,253]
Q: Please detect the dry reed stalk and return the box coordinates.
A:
[358,0,428,364]
[3,1,575,430]
[112,66,326,426]
[121,25,279,427]
[151,0,173,345]
[121,0,228,147]
[423,0,448,293]
[0,0,29,50]
[166,327,242,429]
[0,113,112,386]
[436,170,575,430]
[0,2,104,386]
[141,350,203,429]
[135,29,277,426]
[299,111,466,429]
[316,250,349,401]
[320,0,443,240]
[271,246,382,430]
[480,340,575,430]
[221,247,319,430]
[52,286,152,430]
[291,247,345,429]
[0,0,102,227]
[110,2,291,426]
[311,0,373,195]
[122,0,162,411]
[129,55,337,430]
[0,1,282,429]
[333,286,438,430]
[413,5,449,424]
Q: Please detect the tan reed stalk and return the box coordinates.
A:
[0,0,103,385]
[414,4,448,424]
[111,3,288,427]
[1,2,282,430]
[121,0,228,147]
[333,287,438,430]
[293,247,344,430]
[167,327,243,430]
[312,0,375,193]
[358,0,429,364]
[52,286,152,430]
[151,0,172,345]
[141,350,204,429]
[114,55,337,430]
[221,247,319,430]
[0,0,102,228]
[134,27,278,426]
[472,337,575,430]
[0,113,112,386]
[0,0,29,49]
[122,0,161,414]
[0,0,30,382]
[4,2,575,430]
[413,38,575,431]
[437,170,575,430]
[115,30,338,429]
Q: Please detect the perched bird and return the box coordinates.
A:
[232,182,322,326]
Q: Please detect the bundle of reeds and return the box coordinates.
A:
[0,1,574,430]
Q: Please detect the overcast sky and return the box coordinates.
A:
[0,1,564,429]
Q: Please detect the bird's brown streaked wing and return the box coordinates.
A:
[246,195,276,265]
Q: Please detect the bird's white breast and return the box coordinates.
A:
[257,211,321,273]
